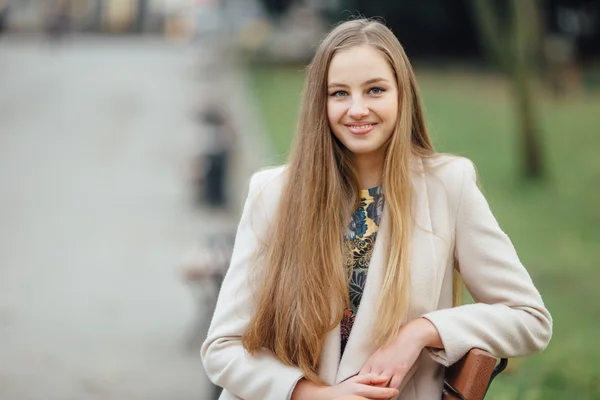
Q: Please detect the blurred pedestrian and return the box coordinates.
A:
[0,0,10,35]
[192,106,234,208]
[201,19,552,400]
[46,0,71,41]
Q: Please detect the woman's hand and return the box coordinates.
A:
[292,374,399,400]
[327,374,400,399]
[359,318,443,390]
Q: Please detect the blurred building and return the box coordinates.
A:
[0,0,197,35]
[1,0,597,66]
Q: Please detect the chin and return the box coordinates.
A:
[345,144,381,156]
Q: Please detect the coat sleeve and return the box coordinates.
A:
[201,170,304,399]
[422,159,552,367]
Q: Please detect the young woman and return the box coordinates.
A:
[201,19,552,400]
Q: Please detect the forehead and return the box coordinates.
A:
[327,45,395,83]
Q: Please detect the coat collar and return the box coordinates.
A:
[317,157,440,385]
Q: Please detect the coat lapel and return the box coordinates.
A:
[407,157,440,319]
[318,322,341,385]
[333,157,440,384]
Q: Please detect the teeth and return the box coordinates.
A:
[351,124,372,128]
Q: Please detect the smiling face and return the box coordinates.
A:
[327,45,399,164]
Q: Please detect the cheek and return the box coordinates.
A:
[381,101,399,125]
[327,101,345,125]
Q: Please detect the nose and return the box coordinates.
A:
[347,97,369,119]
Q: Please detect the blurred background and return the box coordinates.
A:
[0,0,598,399]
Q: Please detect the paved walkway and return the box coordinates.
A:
[0,35,242,399]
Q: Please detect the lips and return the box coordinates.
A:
[345,123,377,135]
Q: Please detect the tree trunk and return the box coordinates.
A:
[471,0,545,179]
[511,63,543,179]
[512,0,543,178]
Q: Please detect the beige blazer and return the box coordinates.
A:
[201,156,552,400]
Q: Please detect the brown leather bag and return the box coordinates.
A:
[442,349,508,400]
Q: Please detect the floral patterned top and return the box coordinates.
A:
[341,186,384,357]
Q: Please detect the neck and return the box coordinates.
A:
[354,151,384,189]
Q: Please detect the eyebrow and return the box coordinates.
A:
[327,77,391,88]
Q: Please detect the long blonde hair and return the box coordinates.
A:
[242,19,441,383]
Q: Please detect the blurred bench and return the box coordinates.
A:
[180,232,235,351]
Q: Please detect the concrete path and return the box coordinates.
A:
[0,35,239,399]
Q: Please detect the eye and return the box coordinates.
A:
[368,87,385,95]
[329,90,348,98]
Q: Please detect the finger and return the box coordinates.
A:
[381,370,395,387]
[370,371,390,388]
[389,373,405,391]
[355,384,399,399]
[359,364,372,375]
[354,373,389,385]
[370,366,384,377]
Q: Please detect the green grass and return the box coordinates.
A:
[248,64,600,399]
